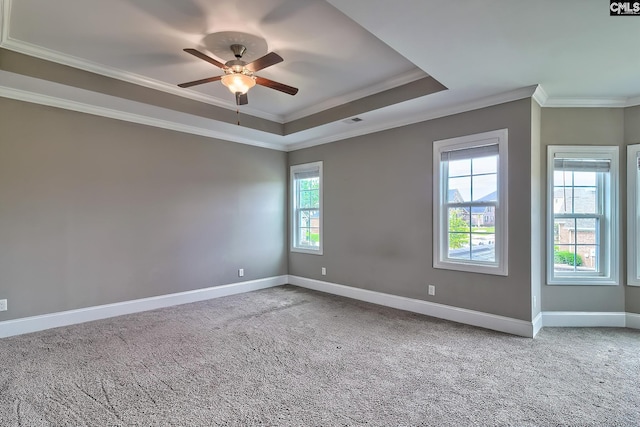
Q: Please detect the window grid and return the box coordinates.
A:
[433,128,508,276]
[547,146,618,286]
[291,162,323,255]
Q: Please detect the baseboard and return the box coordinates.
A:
[626,312,640,330]
[541,311,627,328]
[0,275,288,339]
[288,275,535,337]
[532,312,543,337]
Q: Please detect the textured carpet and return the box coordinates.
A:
[0,285,638,426]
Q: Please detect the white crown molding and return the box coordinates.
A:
[288,275,536,337]
[0,84,288,152]
[284,68,428,122]
[286,85,538,152]
[542,97,629,108]
[626,95,640,107]
[532,84,548,106]
[0,36,284,123]
[0,275,288,338]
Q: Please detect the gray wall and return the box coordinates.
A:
[0,97,287,321]
[540,108,626,312]
[289,99,534,321]
[625,105,640,314]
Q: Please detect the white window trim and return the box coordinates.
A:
[433,129,509,276]
[546,145,619,286]
[628,144,640,286]
[290,161,323,255]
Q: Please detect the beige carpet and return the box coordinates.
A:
[0,285,639,426]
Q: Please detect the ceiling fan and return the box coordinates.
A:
[178,44,298,105]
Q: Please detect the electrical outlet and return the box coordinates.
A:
[0,299,7,311]
[428,285,436,296]
[238,268,244,277]
[321,267,326,276]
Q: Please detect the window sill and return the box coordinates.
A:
[434,260,507,276]
[291,247,323,256]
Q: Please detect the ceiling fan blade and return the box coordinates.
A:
[245,52,283,72]
[236,92,248,105]
[183,48,227,69]
[177,76,222,88]
[255,76,298,96]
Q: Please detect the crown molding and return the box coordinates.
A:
[0,83,288,151]
[532,84,640,108]
[532,84,548,106]
[284,68,428,123]
[542,97,629,108]
[286,85,538,151]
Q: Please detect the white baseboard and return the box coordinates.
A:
[532,312,543,337]
[288,275,536,337]
[0,275,288,339]
[626,312,640,330]
[541,311,627,328]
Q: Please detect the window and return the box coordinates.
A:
[628,144,640,286]
[547,146,618,285]
[433,129,508,276]
[291,161,323,254]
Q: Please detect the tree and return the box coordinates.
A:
[449,209,470,249]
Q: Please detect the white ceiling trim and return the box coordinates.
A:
[541,97,640,108]
[283,68,428,122]
[286,85,539,152]
[0,78,288,152]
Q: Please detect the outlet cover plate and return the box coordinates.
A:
[0,299,7,311]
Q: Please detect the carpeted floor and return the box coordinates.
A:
[0,285,638,426]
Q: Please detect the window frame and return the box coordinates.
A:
[433,128,509,276]
[290,161,323,255]
[546,145,619,286]
[628,144,640,286]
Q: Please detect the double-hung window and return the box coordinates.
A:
[628,144,640,286]
[291,161,323,254]
[547,146,618,285]
[433,129,508,276]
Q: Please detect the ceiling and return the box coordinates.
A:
[1,0,639,150]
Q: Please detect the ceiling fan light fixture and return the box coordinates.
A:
[221,73,256,95]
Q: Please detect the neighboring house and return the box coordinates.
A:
[448,189,496,227]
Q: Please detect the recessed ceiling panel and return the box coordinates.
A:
[6,0,426,119]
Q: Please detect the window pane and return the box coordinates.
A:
[553,187,571,213]
[448,207,470,257]
[575,218,597,243]
[448,176,471,201]
[472,174,497,201]
[472,155,497,175]
[554,170,573,186]
[448,241,470,260]
[554,218,576,245]
[554,244,578,272]
[573,171,596,186]
[576,245,598,272]
[573,188,597,213]
[448,159,470,177]
[471,233,495,262]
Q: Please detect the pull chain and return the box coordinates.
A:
[237,108,240,126]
